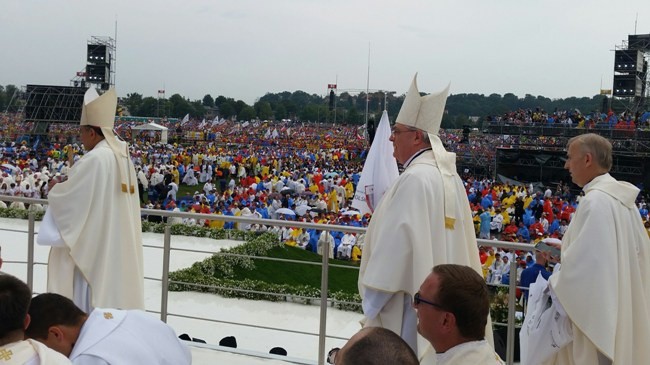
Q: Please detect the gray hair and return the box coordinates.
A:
[567,133,612,171]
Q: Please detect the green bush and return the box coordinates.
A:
[167,232,364,313]
[0,207,45,221]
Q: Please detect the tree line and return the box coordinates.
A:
[0,84,607,128]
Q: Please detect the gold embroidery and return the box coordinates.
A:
[0,349,13,361]
[445,217,456,229]
[103,312,114,319]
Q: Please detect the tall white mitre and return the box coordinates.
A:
[395,74,459,229]
[80,88,134,194]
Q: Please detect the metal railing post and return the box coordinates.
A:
[160,225,172,322]
[317,238,330,365]
[27,212,35,291]
[506,256,517,365]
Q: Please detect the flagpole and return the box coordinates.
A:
[334,75,338,124]
[365,42,370,128]
[114,15,118,88]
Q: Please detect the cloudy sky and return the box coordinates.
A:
[2,0,649,104]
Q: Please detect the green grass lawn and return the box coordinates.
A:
[177,184,203,198]
[229,245,360,294]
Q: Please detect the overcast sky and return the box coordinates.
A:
[2,0,649,104]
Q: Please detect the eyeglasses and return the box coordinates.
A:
[391,127,417,136]
[414,292,445,310]
[327,347,340,364]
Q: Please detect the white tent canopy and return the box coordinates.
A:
[131,122,169,143]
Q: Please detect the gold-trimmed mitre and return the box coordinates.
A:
[396,74,459,229]
[396,73,450,135]
[79,88,134,194]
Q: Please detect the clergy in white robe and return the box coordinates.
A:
[538,134,650,365]
[0,339,73,365]
[434,340,505,365]
[1,274,73,365]
[38,88,144,311]
[359,75,491,364]
[318,230,335,258]
[26,294,191,365]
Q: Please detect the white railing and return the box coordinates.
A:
[0,195,530,365]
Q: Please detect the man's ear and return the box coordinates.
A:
[583,152,593,167]
[48,326,66,342]
[23,314,31,331]
[441,312,457,333]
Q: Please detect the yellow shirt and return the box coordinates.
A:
[352,246,362,262]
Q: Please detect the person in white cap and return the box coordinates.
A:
[531,133,650,365]
[38,88,144,312]
[358,74,491,364]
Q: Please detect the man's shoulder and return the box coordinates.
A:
[85,142,116,160]
[399,162,442,184]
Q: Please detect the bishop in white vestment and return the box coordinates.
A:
[358,74,491,364]
[38,88,144,311]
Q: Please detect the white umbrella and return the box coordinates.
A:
[341,210,361,216]
[1,164,17,173]
[275,208,296,216]
[294,205,312,216]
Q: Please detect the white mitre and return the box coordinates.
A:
[80,88,135,194]
[395,74,459,229]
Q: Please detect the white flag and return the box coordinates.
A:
[272,128,279,139]
[351,110,399,215]
[180,114,190,125]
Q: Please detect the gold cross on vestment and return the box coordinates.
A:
[0,349,13,361]
[103,312,114,319]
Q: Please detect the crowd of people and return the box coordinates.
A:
[1,113,649,271]
[2,77,650,364]
[487,108,650,129]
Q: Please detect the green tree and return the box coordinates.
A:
[214,95,230,107]
[254,101,273,120]
[0,85,6,111]
[234,100,248,116]
[239,105,256,121]
[273,104,287,120]
[202,94,214,107]
[347,106,360,124]
[283,101,298,119]
[124,92,143,116]
[191,100,206,117]
[168,94,194,118]
[3,85,18,112]
[300,104,320,121]
[139,97,159,117]
[219,102,235,119]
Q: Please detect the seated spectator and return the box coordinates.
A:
[25,293,191,365]
[490,208,504,233]
[328,327,418,365]
[519,249,551,302]
[0,274,72,364]
[414,264,504,364]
